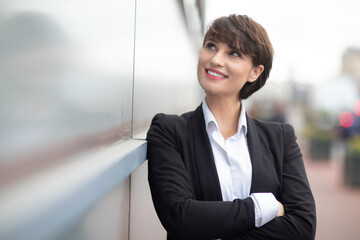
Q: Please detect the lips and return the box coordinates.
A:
[205,68,228,80]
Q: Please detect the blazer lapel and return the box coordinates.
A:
[246,115,264,193]
[191,104,223,201]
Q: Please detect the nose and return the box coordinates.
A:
[210,51,225,67]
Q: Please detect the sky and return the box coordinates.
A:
[205,0,360,85]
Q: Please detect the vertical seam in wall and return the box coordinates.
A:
[128,174,132,240]
[130,0,138,139]
[129,1,137,239]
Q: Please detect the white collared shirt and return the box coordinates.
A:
[202,100,279,228]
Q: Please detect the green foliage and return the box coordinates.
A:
[302,109,333,140]
[348,136,360,155]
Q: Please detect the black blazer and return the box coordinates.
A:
[146,104,316,240]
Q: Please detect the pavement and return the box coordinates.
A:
[300,140,360,240]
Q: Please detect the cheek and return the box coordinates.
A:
[197,54,204,67]
[196,62,202,81]
[231,63,252,80]
[196,64,209,91]
[197,68,206,90]
[197,56,205,79]
[197,49,210,66]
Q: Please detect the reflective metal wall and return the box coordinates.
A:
[0,0,202,178]
[0,0,135,174]
[54,179,130,240]
[0,0,203,239]
[133,0,202,137]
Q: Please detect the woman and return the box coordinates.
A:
[146,14,316,240]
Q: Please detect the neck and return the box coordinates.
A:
[205,94,242,139]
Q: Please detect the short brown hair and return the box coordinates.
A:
[203,14,274,99]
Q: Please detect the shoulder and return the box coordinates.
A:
[250,118,300,158]
[146,110,195,142]
[150,111,194,129]
[251,118,296,141]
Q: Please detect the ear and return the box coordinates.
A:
[248,64,264,82]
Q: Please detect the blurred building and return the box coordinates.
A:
[312,47,360,117]
[342,47,360,93]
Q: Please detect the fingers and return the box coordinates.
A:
[276,201,285,217]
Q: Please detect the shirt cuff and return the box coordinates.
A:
[250,192,279,227]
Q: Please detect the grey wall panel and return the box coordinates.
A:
[130,161,166,240]
[132,0,203,138]
[0,0,202,239]
[53,178,130,240]
[0,0,135,162]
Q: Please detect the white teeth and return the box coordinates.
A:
[207,70,225,78]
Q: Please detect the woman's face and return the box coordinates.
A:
[197,39,263,100]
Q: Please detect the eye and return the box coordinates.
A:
[229,51,240,57]
[205,42,216,50]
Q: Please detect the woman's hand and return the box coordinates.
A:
[277,201,284,217]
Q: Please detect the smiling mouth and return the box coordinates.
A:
[205,68,228,79]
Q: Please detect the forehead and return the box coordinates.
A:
[204,22,257,58]
[205,25,244,46]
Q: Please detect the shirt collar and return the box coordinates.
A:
[202,100,248,136]
[202,100,217,131]
[239,101,248,136]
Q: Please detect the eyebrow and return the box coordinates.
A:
[206,38,219,43]
[230,46,240,52]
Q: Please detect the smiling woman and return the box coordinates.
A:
[147,14,316,240]
[197,40,263,99]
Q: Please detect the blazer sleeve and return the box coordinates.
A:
[237,123,316,240]
[147,114,257,240]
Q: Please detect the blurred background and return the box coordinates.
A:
[0,0,359,239]
[206,1,360,239]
